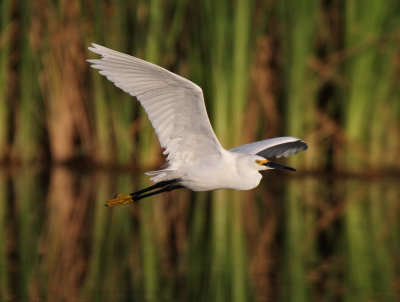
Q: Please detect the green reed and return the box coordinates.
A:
[13,0,42,163]
[88,0,121,164]
[342,179,399,301]
[282,180,310,302]
[0,0,11,162]
[14,169,44,299]
[278,0,321,170]
[1,2,400,297]
[0,172,9,299]
[342,0,400,171]
[0,0,399,172]
[107,0,135,166]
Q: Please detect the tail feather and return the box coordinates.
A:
[145,169,181,183]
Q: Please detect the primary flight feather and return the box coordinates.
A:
[88,44,308,206]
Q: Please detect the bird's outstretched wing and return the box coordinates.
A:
[230,137,308,158]
[88,44,223,166]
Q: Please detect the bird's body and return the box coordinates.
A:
[167,151,261,191]
[88,44,308,206]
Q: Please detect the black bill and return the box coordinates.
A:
[264,161,296,172]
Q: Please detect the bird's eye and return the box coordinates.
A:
[255,160,261,165]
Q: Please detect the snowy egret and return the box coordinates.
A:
[88,44,308,206]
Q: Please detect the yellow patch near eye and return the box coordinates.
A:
[256,159,268,165]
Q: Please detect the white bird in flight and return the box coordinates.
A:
[88,44,308,207]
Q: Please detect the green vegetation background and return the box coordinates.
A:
[1,0,399,172]
[0,1,400,301]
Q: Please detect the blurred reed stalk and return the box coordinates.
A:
[342,0,400,171]
[13,168,43,299]
[41,0,92,163]
[0,171,9,298]
[12,0,42,163]
[0,0,399,173]
[0,0,11,161]
[88,0,119,164]
[278,0,321,171]
[105,0,134,165]
[40,166,89,300]
[342,180,394,301]
[281,178,322,302]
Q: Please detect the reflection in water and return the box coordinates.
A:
[0,167,399,301]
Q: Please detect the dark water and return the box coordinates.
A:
[0,167,399,301]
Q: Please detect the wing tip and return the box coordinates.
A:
[255,138,308,158]
[88,43,99,53]
[297,139,308,151]
[88,43,114,58]
[86,58,98,64]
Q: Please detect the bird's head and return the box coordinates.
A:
[252,155,296,172]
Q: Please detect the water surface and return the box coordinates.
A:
[0,167,399,301]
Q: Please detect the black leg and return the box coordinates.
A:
[129,179,180,197]
[106,180,183,207]
[133,184,184,202]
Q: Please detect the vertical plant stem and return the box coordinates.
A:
[0,172,9,298]
[282,180,309,302]
[343,0,400,171]
[0,0,11,161]
[14,169,43,299]
[107,0,134,165]
[279,0,320,170]
[14,0,41,163]
[343,181,374,301]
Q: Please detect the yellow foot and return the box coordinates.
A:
[105,193,134,207]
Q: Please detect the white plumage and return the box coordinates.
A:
[88,44,308,206]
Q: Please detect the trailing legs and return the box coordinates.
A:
[105,179,183,207]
